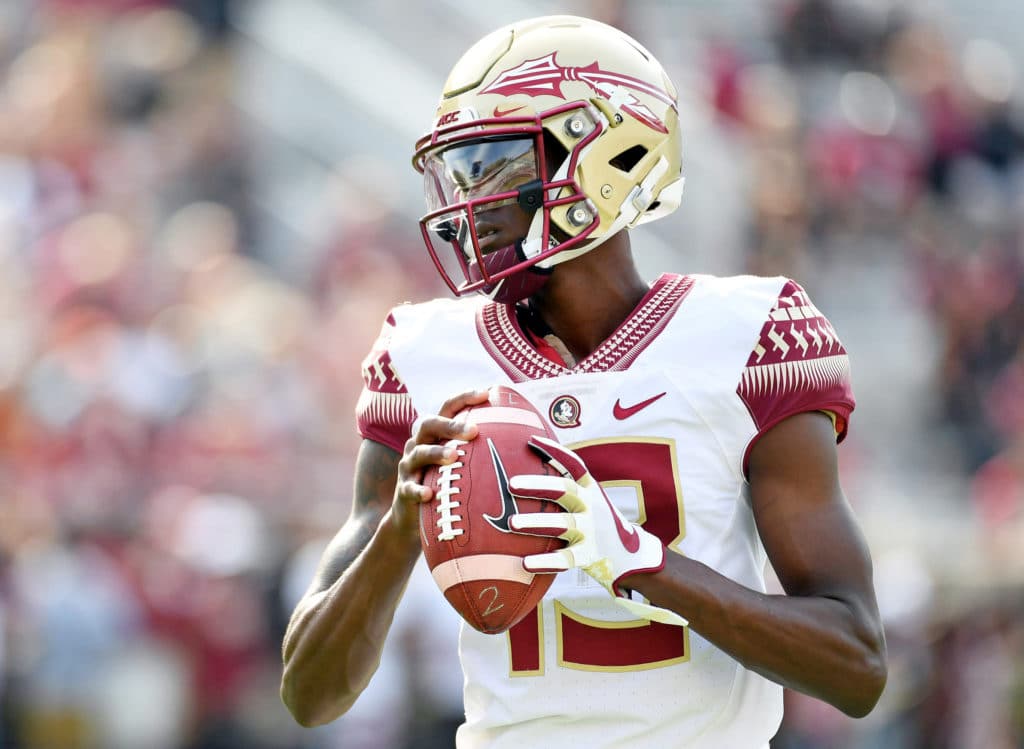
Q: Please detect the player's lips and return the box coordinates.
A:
[474,202,532,254]
[475,223,517,253]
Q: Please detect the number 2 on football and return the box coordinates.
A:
[508,438,689,674]
[479,586,505,617]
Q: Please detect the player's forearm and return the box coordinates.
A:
[628,554,887,717]
[280,511,421,727]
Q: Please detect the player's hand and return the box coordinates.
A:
[392,389,486,544]
[508,436,687,627]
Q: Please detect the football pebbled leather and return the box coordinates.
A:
[420,385,563,634]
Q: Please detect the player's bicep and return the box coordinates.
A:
[306,439,401,595]
[747,412,874,604]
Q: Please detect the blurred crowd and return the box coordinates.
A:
[695,1,1024,747]
[0,1,1021,748]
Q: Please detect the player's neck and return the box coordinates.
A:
[525,234,649,362]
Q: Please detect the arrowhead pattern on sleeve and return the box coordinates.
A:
[356,311,418,452]
[738,280,855,454]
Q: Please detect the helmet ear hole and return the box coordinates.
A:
[542,130,569,178]
[609,145,649,173]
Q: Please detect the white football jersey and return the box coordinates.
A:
[356,273,854,749]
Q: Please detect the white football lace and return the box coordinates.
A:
[435,442,467,542]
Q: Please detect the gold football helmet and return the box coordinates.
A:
[413,15,684,303]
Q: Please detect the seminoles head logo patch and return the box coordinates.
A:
[549,395,581,428]
[480,53,674,133]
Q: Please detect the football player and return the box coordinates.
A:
[281,15,887,748]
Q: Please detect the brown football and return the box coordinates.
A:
[420,385,563,634]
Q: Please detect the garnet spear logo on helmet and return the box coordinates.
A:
[480,52,674,133]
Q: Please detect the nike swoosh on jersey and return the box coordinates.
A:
[612,392,667,420]
[483,438,519,533]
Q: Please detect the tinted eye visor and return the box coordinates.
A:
[423,137,538,213]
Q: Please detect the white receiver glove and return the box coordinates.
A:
[508,436,687,627]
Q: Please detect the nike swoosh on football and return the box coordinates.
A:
[483,438,519,533]
[612,392,667,420]
[493,105,526,117]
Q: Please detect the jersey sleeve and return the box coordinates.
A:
[355,311,418,453]
[738,279,855,469]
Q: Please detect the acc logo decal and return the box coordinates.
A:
[436,110,461,126]
[549,395,581,428]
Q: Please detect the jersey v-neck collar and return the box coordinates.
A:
[475,273,695,381]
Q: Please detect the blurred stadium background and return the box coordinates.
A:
[0,0,1022,747]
